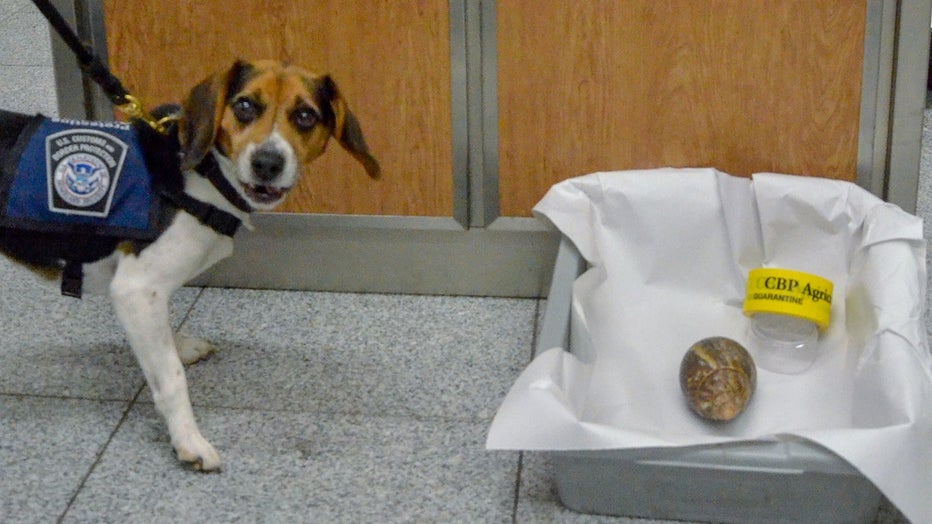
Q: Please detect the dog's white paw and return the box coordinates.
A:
[173,432,222,472]
[174,333,217,365]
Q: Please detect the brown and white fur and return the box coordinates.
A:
[0,59,379,471]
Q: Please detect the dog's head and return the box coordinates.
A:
[178,59,380,210]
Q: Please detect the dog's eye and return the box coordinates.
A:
[291,107,320,132]
[232,98,262,124]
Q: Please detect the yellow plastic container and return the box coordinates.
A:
[743,268,834,374]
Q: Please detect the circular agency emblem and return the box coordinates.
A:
[53,152,111,208]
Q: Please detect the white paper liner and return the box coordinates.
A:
[487,169,932,523]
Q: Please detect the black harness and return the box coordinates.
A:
[166,153,251,238]
[0,0,253,298]
[129,107,251,239]
[0,110,250,298]
[132,107,251,240]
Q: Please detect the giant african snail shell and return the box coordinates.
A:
[679,336,756,422]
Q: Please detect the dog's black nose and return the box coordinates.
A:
[251,149,285,181]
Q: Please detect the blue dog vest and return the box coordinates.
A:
[0,116,161,240]
[1,112,245,298]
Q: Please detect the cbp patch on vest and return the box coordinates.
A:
[47,127,129,216]
[0,116,162,240]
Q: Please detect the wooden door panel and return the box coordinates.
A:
[497,1,867,217]
[104,0,453,216]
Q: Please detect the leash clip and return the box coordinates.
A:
[117,94,178,135]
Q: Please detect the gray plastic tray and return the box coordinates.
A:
[539,238,883,523]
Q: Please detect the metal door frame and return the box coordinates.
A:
[858,0,931,212]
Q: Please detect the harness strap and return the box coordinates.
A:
[160,190,242,238]
[57,187,241,298]
[57,167,245,298]
[61,260,84,298]
[196,154,254,213]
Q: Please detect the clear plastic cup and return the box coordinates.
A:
[747,312,820,374]
[743,268,833,374]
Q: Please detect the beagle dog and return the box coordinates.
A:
[0,59,379,470]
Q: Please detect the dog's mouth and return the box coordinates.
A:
[241,183,288,204]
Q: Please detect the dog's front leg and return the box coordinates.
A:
[110,276,221,471]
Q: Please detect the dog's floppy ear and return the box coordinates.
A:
[178,72,225,171]
[178,60,254,171]
[318,76,381,179]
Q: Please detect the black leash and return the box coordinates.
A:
[30,0,172,133]
[30,0,127,104]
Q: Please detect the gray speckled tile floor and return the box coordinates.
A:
[0,397,127,524]
[0,257,546,524]
[63,406,518,524]
[0,2,58,117]
[0,261,201,400]
[0,252,913,523]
